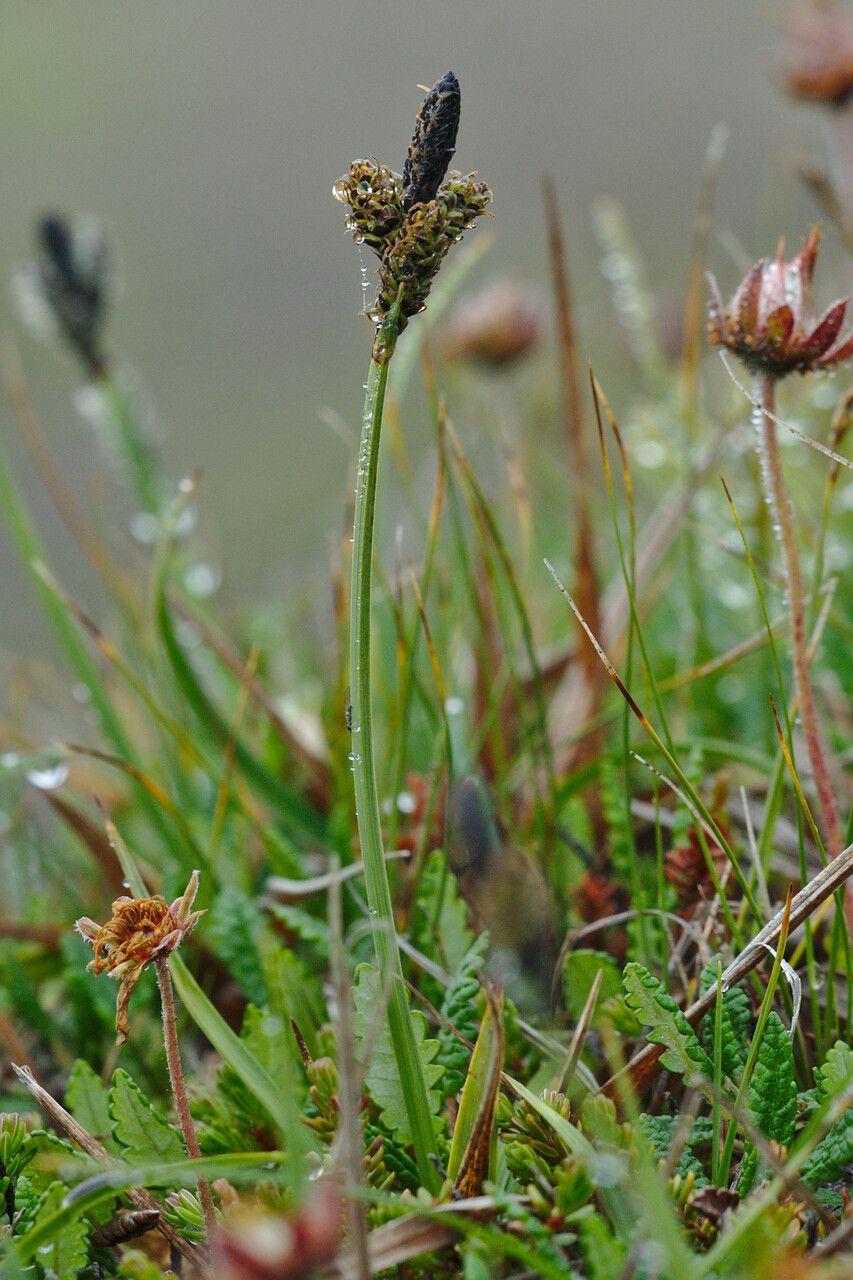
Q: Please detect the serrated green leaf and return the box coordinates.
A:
[802,1041,853,1189]
[28,1182,88,1279]
[437,932,488,1098]
[207,887,266,1004]
[19,1131,93,1193]
[815,1039,853,1103]
[265,902,330,961]
[353,963,443,1143]
[110,1069,184,1163]
[623,962,713,1083]
[802,1110,853,1189]
[65,1059,113,1145]
[748,1012,797,1147]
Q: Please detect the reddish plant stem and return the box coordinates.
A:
[155,956,217,1243]
[755,374,845,873]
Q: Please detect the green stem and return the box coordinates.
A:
[350,301,439,1194]
[98,371,163,516]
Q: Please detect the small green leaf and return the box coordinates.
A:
[623,962,713,1083]
[802,1041,853,1189]
[353,963,443,1144]
[28,1182,88,1279]
[437,932,488,1098]
[110,1070,184,1163]
[748,1012,796,1147]
[815,1040,853,1103]
[65,1059,113,1145]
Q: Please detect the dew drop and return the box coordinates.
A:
[26,762,69,791]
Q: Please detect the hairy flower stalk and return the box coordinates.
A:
[708,229,848,890]
[76,872,217,1241]
[335,74,491,1192]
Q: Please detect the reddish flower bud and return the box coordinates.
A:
[707,226,853,377]
[441,280,543,367]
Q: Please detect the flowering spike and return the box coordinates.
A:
[401,70,461,213]
[707,225,853,376]
[334,72,490,341]
[26,213,111,376]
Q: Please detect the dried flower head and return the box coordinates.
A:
[334,72,491,348]
[442,279,543,366]
[402,69,461,212]
[780,2,853,108]
[13,214,110,377]
[76,871,203,1043]
[707,226,853,377]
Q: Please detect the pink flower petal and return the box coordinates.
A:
[733,261,765,336]
[801,299,848,358]
[820,330,853,367]
[75,917,101,943]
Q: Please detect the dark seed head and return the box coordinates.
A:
[35,212,110,376]
[401,70,461,213]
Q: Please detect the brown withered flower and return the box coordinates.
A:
[707,226,853,377]
[780,2,853,109]
[441,279,543,367]
[76,871,204,1043]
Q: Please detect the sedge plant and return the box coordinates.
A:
[334,70,491,1192]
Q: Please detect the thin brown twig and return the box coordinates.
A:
[543,176,603,768]
[755,375,846,874]
[11,1062,206,1268]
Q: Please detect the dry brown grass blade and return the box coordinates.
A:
[11,1063,207,1269]
[324,1196,528,1279]
[552,967,602,1094]
[543,176,604,763]
[42,791,128,892]
[601,840,853,1100]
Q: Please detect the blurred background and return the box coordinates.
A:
[0,0,839,659]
